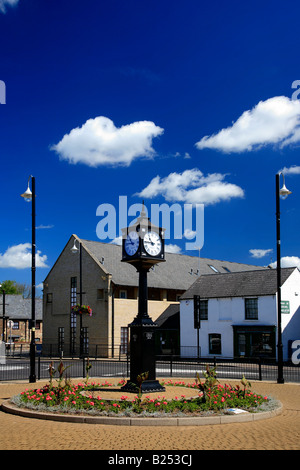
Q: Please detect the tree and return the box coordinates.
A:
[0,280,25,295]
[0,280,42,298]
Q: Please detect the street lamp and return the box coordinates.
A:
[70,238,84,357]
[21,175,36,383]
[276,172,292,384]
[0,284,6,342]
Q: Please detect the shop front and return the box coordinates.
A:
[233,325,276,359]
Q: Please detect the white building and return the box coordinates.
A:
[180,267,300,361]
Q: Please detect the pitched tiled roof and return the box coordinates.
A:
[2,295,43,320]
[81,238,267,291]
[180,267,297,299]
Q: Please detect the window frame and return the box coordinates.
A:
[200,299,208,320]
[209,333,222,355]
[245,297,258,320]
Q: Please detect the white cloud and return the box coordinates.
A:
[110,236,122,246]
[136,168,244,205]
[279,165,300,175]
[51,116,164,167]
[269,256,300,269]
[36,224,54,229]
[196,96,300,153]
[0,243,48,269]
[0,0,19,13]
[165,244,182,254]
[249,248,273,259]
[184,228,196,239]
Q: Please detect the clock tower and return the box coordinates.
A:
[121,203,166,393]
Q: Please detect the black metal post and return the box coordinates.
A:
[193,295,201,359]
[138,267,149,322]
[2,289,5,342]
[276,173,284,384]
[29,176,36,383]
[79,242,83,358]
[121,264,165,393]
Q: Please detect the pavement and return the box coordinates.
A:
[0,378,299,451]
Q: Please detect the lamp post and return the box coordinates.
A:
[21,175,36,383]
[276,172,292,384]
[0,284,6,342]
[70,238,83,357]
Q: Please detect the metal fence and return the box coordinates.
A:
[0,356,299,383]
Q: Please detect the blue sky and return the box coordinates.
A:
[0,0,299,292]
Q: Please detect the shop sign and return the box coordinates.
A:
[281,300,290,314]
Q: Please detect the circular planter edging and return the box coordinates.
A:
[1,399,283,426]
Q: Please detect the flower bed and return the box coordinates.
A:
[12,377,270,417]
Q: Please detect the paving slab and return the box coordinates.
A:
[0,378,299,450]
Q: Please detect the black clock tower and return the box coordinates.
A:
[121,203,166,393]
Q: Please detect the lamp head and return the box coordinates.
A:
[21,185,32,202]
[280,183,292,200]
[70,240,79,253]
[278,172,292,200]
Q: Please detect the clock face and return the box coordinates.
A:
[125,231,140,256]
[143,231,162,256]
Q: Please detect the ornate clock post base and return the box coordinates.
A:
[121,322,165,393]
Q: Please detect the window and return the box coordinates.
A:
[245,298,258,320]
[70,277,77,355]
[58,327,64,355]
[222,266,231,273]
[200,299,208,320]
[119,290,127,299]
[209,334,222,355]
[46,293,53,303]
[120,327,128,354]
[70,277,77,305]
[208,265,219,273]
[81,327,89,356]
[12,321,19,330]
[97,288,104,300]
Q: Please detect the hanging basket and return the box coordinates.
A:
[71,304,92,316]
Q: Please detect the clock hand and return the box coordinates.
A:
[147,235,154,245]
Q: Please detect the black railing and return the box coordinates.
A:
[0,355,299,383]
[40,343,127,360]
